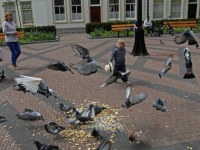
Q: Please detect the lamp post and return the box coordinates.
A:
[5,0,22,28]
[130,0,149,56]
[147,0,149,17]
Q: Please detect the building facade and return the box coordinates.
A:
[0,0,199,29]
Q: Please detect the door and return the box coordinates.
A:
[188,4,197,19]
[90,6,101,22]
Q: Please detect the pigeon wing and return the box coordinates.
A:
[77,62,98,75]
[174,35,187,44]
[70,59,88,69]
[71,44,89,59]
[96,138,112,150]
[47,62,61,71]
[125,85,131,100]
[100,74,119,87]
[14,75,41,93]
[165,55,173,67]
[130,94,148,106]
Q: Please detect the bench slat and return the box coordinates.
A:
[111,24,134,28]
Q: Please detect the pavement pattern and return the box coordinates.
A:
[0,32,200,150]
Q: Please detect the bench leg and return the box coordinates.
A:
[127,31,129,36]
[118,31,120,37]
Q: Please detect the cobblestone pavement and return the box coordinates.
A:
[0,32,200,150]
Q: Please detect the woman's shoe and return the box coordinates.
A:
[13,64,20,70]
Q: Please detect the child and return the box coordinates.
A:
[108,39,131,85]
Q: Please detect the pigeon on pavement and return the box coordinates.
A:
[0,70,6,82]
[100,70,131,87]
[122,85,148,108]
[71,43,103,75]
[44,121,65,135]
[174,29,199,47]
[47,61,74,74]
[160,40,165,44]
[16,109,44,121]
[183,47,195,79]
[59,103,74,112]
[73,108,94,122]
[13,75,57,98]
[33,140,59,150]
[96,137,112,150]
[66,116,81,125]
[159,54,173,78]
[153,98,166,112]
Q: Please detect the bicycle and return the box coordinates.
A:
[152,16,174,36]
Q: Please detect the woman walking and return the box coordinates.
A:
[2,12,21,70]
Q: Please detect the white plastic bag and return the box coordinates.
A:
[0,48,4,62]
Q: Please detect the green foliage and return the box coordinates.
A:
[0,31,56,44]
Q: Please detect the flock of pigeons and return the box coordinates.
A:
[0,29,197,150]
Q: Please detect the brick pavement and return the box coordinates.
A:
[0,32,200,150]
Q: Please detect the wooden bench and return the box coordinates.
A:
[163,20,197,30]
[0,31,24,40]
[111,24,135,37]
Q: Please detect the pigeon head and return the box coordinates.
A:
[183,47,189,55]
[48,89,57,98]
[33,140,42,149]
[39,115,44,121]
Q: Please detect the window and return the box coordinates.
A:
[171,0,181,18]
[109,0,119,19]
[125,0,135,18]
[71,0,82,21]
[54,0,66,22]
[21,2,33,24]
[4,3,17,24]
[90,0,100,5]
[153,0,164,19]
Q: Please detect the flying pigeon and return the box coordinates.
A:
[13,75,57,98]
[100,70,131,87]
[73,108,94,122]
[0,70,6,82]
[70,43,103,75]
[0,116,7,122]
[183,47,195,79]
[66,116,81,125]
[59,103,74,112]
[96,137,112,150]
[160,40,165,44]
[129,131,140,144]
[16,109,44,121]
[153,98,166,112]
[122,85,148,108]
[44,121,65,135]
[47,61,74,74]
[174,29,199,47]
[33,140,59,150]
[159,54,173,78]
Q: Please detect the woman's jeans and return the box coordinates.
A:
[7,42,21,65]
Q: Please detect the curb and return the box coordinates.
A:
[0,35,59,46]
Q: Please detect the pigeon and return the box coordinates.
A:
[160,40,165,44]
[16,109,44,121]
[91,104,106,116]
[44,121,65,135]
[0,116,7,122]
[71,43,103,75]
[73,108,94,122]
[47,61,74,74]
[122,85,148,108]
[183,47,195,79]
[153,98,166,112]
[96,137,112,150]
[33,140,59,150]
[59,103,74,112]
[66,116,81,125]
[91,128,103,139]
[0,70,6,82]
[174,29,199,47]
[13,75,57,98]
[159,54,173,78]
[80,104,96,118]
[100,70,131,87]
[129,131,140,144]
